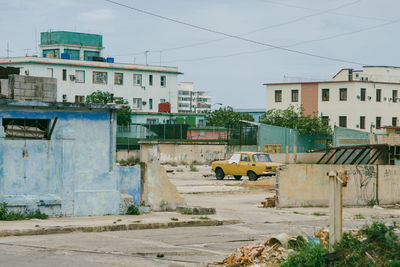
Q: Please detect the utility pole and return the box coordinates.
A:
[159,51,162,66]
[24,48,31,56]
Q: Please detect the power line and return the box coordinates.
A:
[258,0,390,22]
[105,0,366,65]
[155,16,400,64]
[112,0,363,57]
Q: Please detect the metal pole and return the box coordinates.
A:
[328,171,343,252]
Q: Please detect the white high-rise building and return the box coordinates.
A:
[177,82,211,113]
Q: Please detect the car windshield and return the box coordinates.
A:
[253,154,272,162]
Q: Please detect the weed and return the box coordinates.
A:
[199,216,210,220]
[0,203,48,221]
[293,211,304,215]
[189,165,199,172]
[354,214,366,220]
[116,219,122,222]
[281,244,328,267]
[126,205,140,215]
[170,217,179,221]
[176,169,184,172]
[367,199,377,207]
[119,157,140,166]
[192,160,201,165]
[163,161,177,167]
[180,161,188,166]
[182,211,193,215]
[312,212,326,216]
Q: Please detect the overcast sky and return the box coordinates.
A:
[1,0,399,109]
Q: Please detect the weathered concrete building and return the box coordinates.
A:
[0,100,140,217]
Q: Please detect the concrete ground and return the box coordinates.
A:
[0,164,399,266]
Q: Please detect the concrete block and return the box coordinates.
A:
[176,206,216,215]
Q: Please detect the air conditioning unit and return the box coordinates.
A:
[25,69,30,75]
[356,124,359,128]
[69,75,76,81]
[368,96,372,100]
[356,95,361,99]
[384,97,387,101]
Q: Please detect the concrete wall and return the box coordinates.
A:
[140,142,226,164]
[141,162,185,211]
[117,149,140,162]
[277,164,400,207]
[270,153,324,164]
[0,102,140,217]
[8,75,57,102]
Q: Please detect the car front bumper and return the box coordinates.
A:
[262,171,276,176]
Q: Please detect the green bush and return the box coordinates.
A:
[0,203,48,220]
[281,244,328,267]
[126,205,140,215]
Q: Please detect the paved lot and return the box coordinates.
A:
[0,164,399,266]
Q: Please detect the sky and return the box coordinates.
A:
[1,0,400,109]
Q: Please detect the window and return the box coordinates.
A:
[160,75,166,87]
[321,116,329,126]
[114,73,123,85]
[149,75,153,86]
[2,118,50,139]
[274,90,282,102]
[133,74,142,86]
[241,154,250,162]
[132,98,142,110]
[376,89,381,102]
[291,89,299,102]
[360,88,366,101]
[339,88,347,101]
[160,98,166,103]
[322,89,329,101]
[392,117,397,127]
[75,95,84,103]
[62,69,67,81]
[339,116,347,128]
[149,98,153,110]
[199,130,205,137]
[93,71,107,84]
[360,116,365,129]
[393,90,398,102]
[75,70,85,83]
[62,94,67,102]
[376,117,381,129]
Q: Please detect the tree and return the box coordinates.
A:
[206,106,254,128]
[86,91,132,126]
[259,105,332,135]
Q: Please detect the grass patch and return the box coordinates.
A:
[180,161,189,166]
[176,169,184,172]
[119,157,140,166]
[170,217,179,221]
[367,199,377,207]
[0,203,48,221]
[199,216,210,220]
[312,212,326,216]
[125,205,140,215]
[189,165,199,172]
[293,211,304,215]
[281,222,400,267]
[354,214,366,220]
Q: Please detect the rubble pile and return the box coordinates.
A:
[220,230,329,266]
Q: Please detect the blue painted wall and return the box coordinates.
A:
[0,104,140,217]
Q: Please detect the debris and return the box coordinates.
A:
[314,228,329,244]
[373,205,384,210]
[260,196,276,208]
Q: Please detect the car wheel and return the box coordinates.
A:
[248,171,258,181]
[215,168,225,180]
[234,175,242,180]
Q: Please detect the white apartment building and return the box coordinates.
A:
[177,82,211,113]
[265,66,400,133]
[0,57,180,112]
[0,31,181,112]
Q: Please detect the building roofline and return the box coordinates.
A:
[40,43,104,50]
[132,111,207,116]
[332,68,353,79]
[363,65,400,69]
[0,99,118,110]
[263,80,400,86]
[0,57,183,75]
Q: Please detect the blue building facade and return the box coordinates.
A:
[0,100,140,217]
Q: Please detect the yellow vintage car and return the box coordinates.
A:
[211,152,282,181]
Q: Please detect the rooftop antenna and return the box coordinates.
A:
[144,50,149,65]
[5,41,13,58]
[34,28,38,55]
[159,51,162,66]
[134,57,136,64]
[25,48,31,56]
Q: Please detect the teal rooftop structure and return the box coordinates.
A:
[40,31,103,61]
